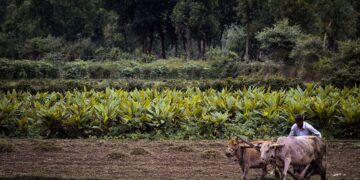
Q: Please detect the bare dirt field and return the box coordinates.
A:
[0,139,359,180]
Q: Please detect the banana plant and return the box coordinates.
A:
[308,96,339,132]
[32,101,68,137]
[337,97,360,125]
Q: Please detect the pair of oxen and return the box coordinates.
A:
[225,136,326,180]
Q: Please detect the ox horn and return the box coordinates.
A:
[238,144,252,148]
[270,143,285,148]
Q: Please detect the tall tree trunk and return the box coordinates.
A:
[197,39,202,59]
[323,32,328,51]
[244,30,250,60]
[122,29,129,52]
[185,27,191,60]
[148,27,154,55]
[183,35,186,55]
[202,39,206,60]
[323,21,333,51]
[160,27,166,59]
[142,35,146,54]
[174,36,178,57]
[220,27,224,50]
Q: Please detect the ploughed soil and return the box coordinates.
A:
[0,139,359,180]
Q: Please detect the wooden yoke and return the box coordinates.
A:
[236,136,260,152]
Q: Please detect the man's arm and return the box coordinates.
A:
[288,125,296,136]
[306,123,322,138]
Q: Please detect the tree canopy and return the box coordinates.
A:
[0,0,359,60]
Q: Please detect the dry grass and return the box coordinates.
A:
[168,145,194,152]
[0,142,13,153]
[32,142,62,152]
[107,152,129,160]
[130,147,150,155]
[200,150,223,159]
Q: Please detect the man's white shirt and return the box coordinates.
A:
[289,121,322,138]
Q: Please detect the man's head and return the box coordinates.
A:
[295,114,304,128]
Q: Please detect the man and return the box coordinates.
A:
[289,115,322,138]
[288,114,322,176]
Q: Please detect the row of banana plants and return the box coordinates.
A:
[0,84,359,139]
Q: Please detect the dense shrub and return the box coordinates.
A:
[210,59,282,78]
[321,40,360,87]
[63,60,89,79]
[0,59,58,79]
[19,36,64,60]
[256,19,304,64]
[0,78,304,93]
[222,25,246,58]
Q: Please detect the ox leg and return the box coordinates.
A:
[312,159,327,180]
[304,168,315,180]
[318,161,327,180]
[274,166,281,179]
[260,165,267,179]
[299,164,311,179]
[281,158,291,180]
[241,166,249,180]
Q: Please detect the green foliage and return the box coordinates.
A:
[0,59,58,79]
[256,19,304,63]
[63,39,97,60]
[290,35,325,63]
[1,85,359,139]
[63,60,89,79]
[223,25,246,57]
[0,77,303,93]
[20,36,64,60]
[321,40,360,87]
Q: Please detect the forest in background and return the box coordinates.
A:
[0,0,360,86]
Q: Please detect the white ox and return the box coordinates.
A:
[258,136,326,180]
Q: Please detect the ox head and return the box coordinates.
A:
[225,136,241,157]
[258,142,284,163]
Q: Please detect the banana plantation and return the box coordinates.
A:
[1,84,359,139]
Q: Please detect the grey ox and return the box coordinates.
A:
[225,137,274,180]
[258,136,326,180]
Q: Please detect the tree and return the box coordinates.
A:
[217,0,237,49]
[172,0,220,60]
[172,0,196,60]
[236,0,273,60]
[315,0,358,52]
[290,35,324,63]
[256,19,304,64]
[103,11,124,48]
[223,25,246,57]
[268,0,321,34]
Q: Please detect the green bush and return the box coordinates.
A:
[63,60,89,79]
[63,39,97,60]
[223,25,246,58]
[321,40,360,87]
[19,36,64,60]
[256,19,304,63]
[0,78,304,93]
[0,59,58,79]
